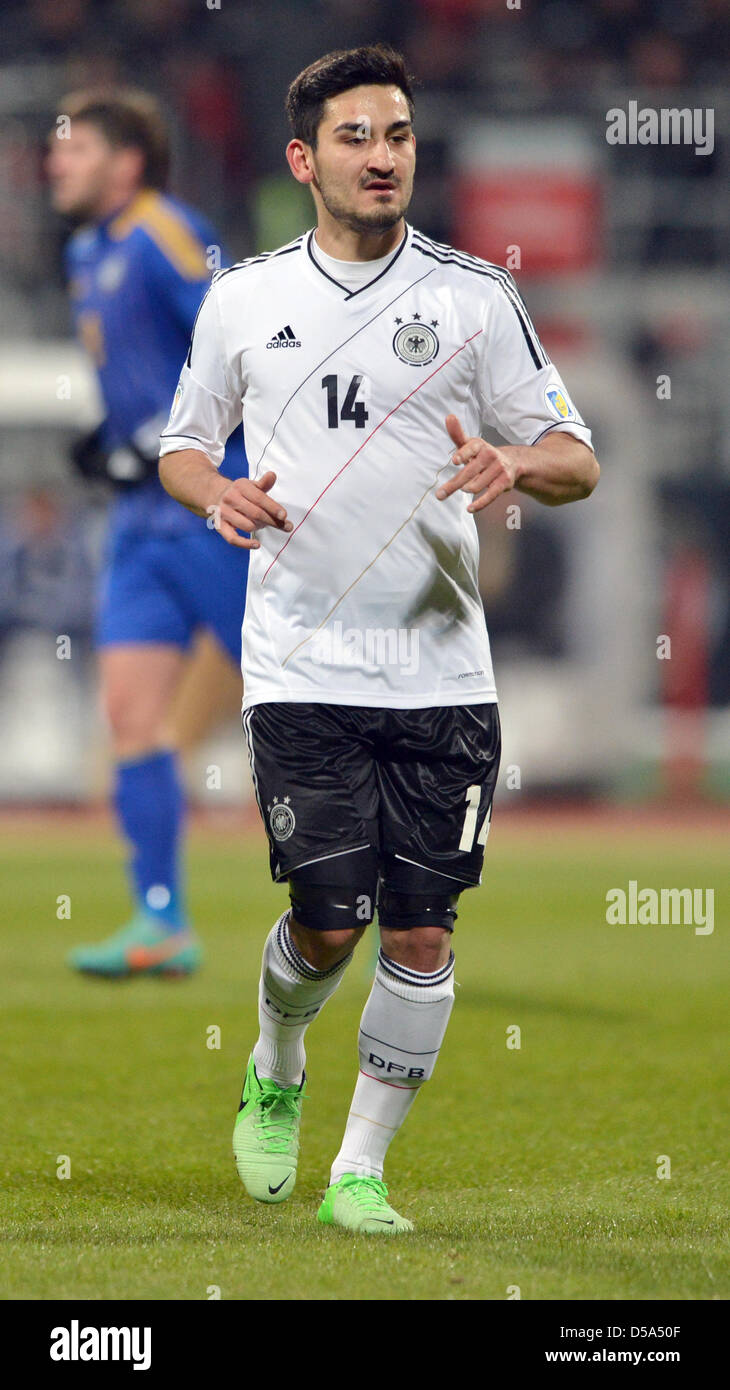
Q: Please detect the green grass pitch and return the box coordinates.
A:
[1,812,728,1301]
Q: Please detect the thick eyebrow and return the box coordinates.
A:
[332,119,412,135]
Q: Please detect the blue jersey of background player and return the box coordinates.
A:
[48,89,249,978]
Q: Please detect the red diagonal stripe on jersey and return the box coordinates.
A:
[260,328,483,584]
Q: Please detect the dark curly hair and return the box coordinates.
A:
[285,44,415,149]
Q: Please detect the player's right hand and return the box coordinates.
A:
[208,471,292,549]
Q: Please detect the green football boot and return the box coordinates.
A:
[67,913,201,978]
[317,1174,414,1234]
[233,1056,306,1203]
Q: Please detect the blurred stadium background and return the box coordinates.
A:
[0,0,728,810]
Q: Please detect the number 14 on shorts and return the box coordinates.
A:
[459,785,492,852]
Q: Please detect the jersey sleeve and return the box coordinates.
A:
[475,276,593,452]
[151,251,210,336]
[140,201,216,333]
[159,279,242,467]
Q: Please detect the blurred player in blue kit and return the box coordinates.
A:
[47,89,248,977]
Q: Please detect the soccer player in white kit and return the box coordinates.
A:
[159,44,599,1233]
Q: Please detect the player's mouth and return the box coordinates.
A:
[364,181,396,191]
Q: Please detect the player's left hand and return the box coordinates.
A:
[437,415,520,513]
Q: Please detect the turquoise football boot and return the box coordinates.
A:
[68,913,201,978]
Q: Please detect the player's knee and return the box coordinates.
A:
[103,686,138,736]
[288,915,365,971]
[286,860,376,968]
[378,883,459,973]
[103,687,165,753]
[380,923,453,973]
[288,870,377,932]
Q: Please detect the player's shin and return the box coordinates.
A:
[252,909,353,1087]
[114,749,186,930]
[329,947,455,1183]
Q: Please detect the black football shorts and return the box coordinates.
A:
[242,701,501,890]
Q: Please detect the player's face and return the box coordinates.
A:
[309,85,415,235]
[46,123,119,220]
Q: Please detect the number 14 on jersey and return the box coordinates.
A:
[322,374,369,429]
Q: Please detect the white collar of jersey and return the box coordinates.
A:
[305,224,410,299]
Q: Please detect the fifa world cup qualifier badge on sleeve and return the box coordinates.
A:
[544,383,575,421]
[267,796,296,842]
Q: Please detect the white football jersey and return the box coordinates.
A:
[160,223,593,711]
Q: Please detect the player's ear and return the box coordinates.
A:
[116,144,145,190]
[286,139,314,185]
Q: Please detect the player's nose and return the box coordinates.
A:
[366,141,395,173]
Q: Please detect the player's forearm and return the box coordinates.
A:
[508,433,600,506]
[158,448,224,518]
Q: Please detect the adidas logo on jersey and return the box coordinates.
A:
[266,324,301,349]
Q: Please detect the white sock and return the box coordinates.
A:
[252,910,352,1087]
[329,947,455,1183]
